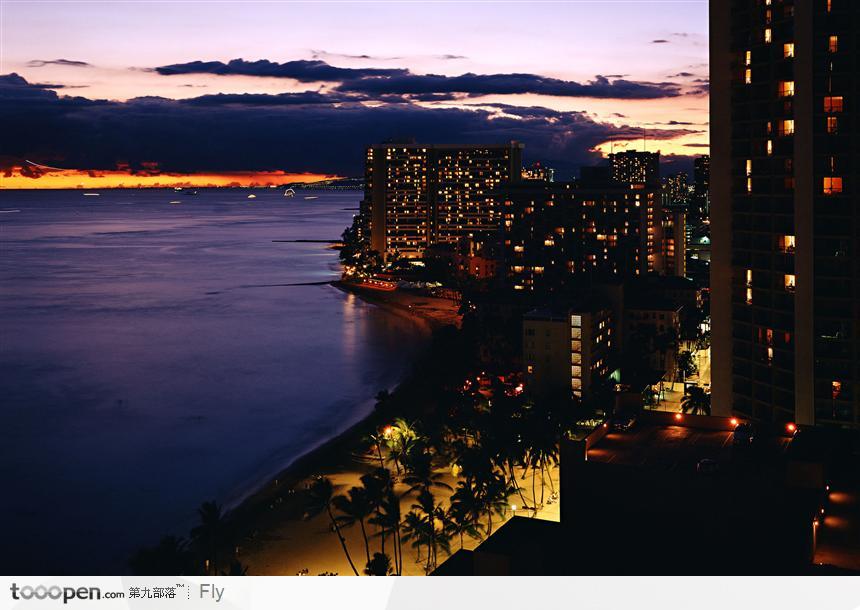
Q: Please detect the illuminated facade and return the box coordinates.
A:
[711,0,859,428]
[523,305,612,399]
[501,182,672,293]
[521,161,555,182]
[608,151,661,187]
[693,154,711,218]
[362,142,523,258]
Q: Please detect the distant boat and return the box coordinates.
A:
[169,200,181,204]
[284,188,295,198]
[247,194,257,199]
[83,192,100,197]
[304,196,318,200]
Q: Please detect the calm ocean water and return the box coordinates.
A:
[0,189,427,574]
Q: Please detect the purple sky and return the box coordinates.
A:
[1,1,709,179]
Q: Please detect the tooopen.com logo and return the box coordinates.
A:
[10,583,123,604]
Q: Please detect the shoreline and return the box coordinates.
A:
[220,281,460,571]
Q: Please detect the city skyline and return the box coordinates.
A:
[1,0,708,189]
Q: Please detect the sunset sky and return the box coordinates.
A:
[0,0,709,188]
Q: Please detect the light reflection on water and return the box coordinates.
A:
[0,189,428,574]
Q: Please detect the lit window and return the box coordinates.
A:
[746,159,753,176]
[767,140,774,156]
[784,274,796,292]
[764,28,772,43]
[747,177,753,193]
[745,50,752,66]
[832,380,841,400]
[766,347,774,365]
[779,81,795,97]
[823,177,843,195]
[779,119,795,136]
[829,35,838,53]
[745,68,752,84]
[824,96,844,112]
[527,365,534,374]
[783,43,795,58]
[827,116,839,134]
[781,235,796,252]
[746,287,753,305]
[746,268,753,287]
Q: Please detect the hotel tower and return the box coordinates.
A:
[711,0,859,428]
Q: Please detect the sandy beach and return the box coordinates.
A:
[221,282,558,576]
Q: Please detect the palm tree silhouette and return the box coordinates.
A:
[303,476,359,576]
[332,486,374,564]
[361,468,394,557]
[363,552,393,575]
[403,444,453,497]
[681,386,711,415]
[129,535,194,575]
[191,501,224,575]
[444,502,484,550]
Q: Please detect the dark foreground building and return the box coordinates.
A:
[711,0,860,429]
[434,413,860,575]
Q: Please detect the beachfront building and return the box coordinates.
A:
[362,142,523,259]
[710,0,860,428]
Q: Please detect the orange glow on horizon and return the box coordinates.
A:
[0,167,340,190]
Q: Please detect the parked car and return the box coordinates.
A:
[697,458,720,475]
[733,422,756,445]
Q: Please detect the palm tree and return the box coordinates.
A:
[409,489,451,573]
[364,552,393,576]
[361,468,394,557]
[403,445,453,497]
[444,503,484,550]
[384,418,418,475]
[681,386,711,416]
[129,535,194,575]
[221,560,249,576]
[400,510,430,566]
[480,472,512,535]
[303,476,359,576]
[332,486,374,564]
[364,431,387,469]
[368,488,403,575]
[190,501,224,575]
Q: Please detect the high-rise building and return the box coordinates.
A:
[711,0,858,428]
[362,142,523,258]
[522,161,555,182]
[501,182,667,293]
[693,154,710,217]
[662,172,692,207]
[608,151,661,187]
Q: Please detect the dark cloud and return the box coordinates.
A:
[337,73,680,99]
[310,49,403,61]
[27,59,92,68]
[667,72,695,78]
[651,39,670,44]
[155,58,681,100]
[155,58,407,81]
[0,73,695,179]
[436,54,467,60]
[684,143,710,148]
